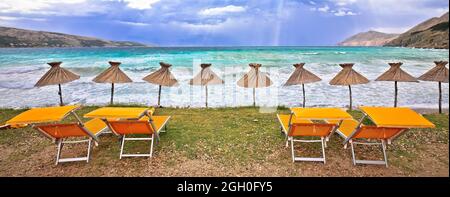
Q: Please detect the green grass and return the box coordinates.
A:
[0,106,448,176]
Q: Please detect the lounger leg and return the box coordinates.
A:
[53,139,92,164]
[290,137,295,163]
[290,137,327,163]
[150,134,154,158]
[119,135,156,158]
[350,140,356,166]
[285,136,289,148]
[351,140,389,167]
[321,137,326,164]
[55,139,63,165]
[381,140,388,168]
[86,138,92,163]
[119,135,126,159]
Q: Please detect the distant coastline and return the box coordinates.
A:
[0,26,149,48]
[338,12,449,49]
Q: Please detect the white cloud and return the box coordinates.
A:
[0,0,111,16]
[310,1,361,16]
[371,26,412,34]
[199,5,246,16]
[115,20,150,26]
[331,0,357,6]
[317,5,330,12]
[334,9,358,16]
[0,16,47,22]
[123,0,160,10]
[0,0,86,13]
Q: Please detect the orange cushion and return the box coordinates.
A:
[353,126,405,139]
[109,116,171,135]
[289,123,336,137]
[36,123,88,138]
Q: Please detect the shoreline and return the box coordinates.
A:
[0,105,448,114]
[1,46,449,50]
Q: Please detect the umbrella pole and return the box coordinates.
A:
[302,84,306,108]
[58,84,63,106]
[394,81,398,107]
[253,88,256,107]
[205,86,208,108]
[348,85,352,111]
[158,85,162,107]
[439,82,442,114]
[110,83,114,105]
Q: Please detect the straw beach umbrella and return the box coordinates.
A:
[375,62,418,107]
[237,63,273,107]
[418,61,449,114]
[329,63,369,111]
[189,63,224,107]
[35,62,80,106]
[284,63,321,108]
[143,62,179,107]
[93,61,132,105]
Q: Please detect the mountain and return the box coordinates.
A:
[0,26,148,48]
[385,12,449,49]
[338,31,399,46]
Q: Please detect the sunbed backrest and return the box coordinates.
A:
[35,123,88,139]
[353,126,405,139]
[289,123,336,137]
[107,120,154,135]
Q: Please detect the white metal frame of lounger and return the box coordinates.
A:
[288,136,327,163]
[53,124,107,165]
[342,114,409,168]
[280,113,331,164]
[34,110,104,165]
[117,116,170,159]
[55,138,93,165]
[349,139,389,167]
[0,124,10,130]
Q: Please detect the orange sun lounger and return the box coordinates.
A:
[277,114,336,163]
[35,118,107,165]
[106,115,171,159]
[5,105,108,165]
[337,107,435,167]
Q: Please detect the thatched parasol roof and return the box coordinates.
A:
[189,63,224,86]
[284,63,321,86]
[375,62,418,82]
[418,61,449,83]
[237,63,273,88]
[143,62,179,86]
[93,61,132,83]
[329,63,369,86]
[35,62,80,87]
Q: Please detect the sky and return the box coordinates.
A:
[0,0,448,46]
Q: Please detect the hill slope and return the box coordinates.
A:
[0,26,148,48]
[338,31,399,46]
[385,12,449,49]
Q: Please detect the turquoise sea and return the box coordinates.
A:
[0,46,448,108]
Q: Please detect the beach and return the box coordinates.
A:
[0,46,448,109]
[0,106,448,177]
